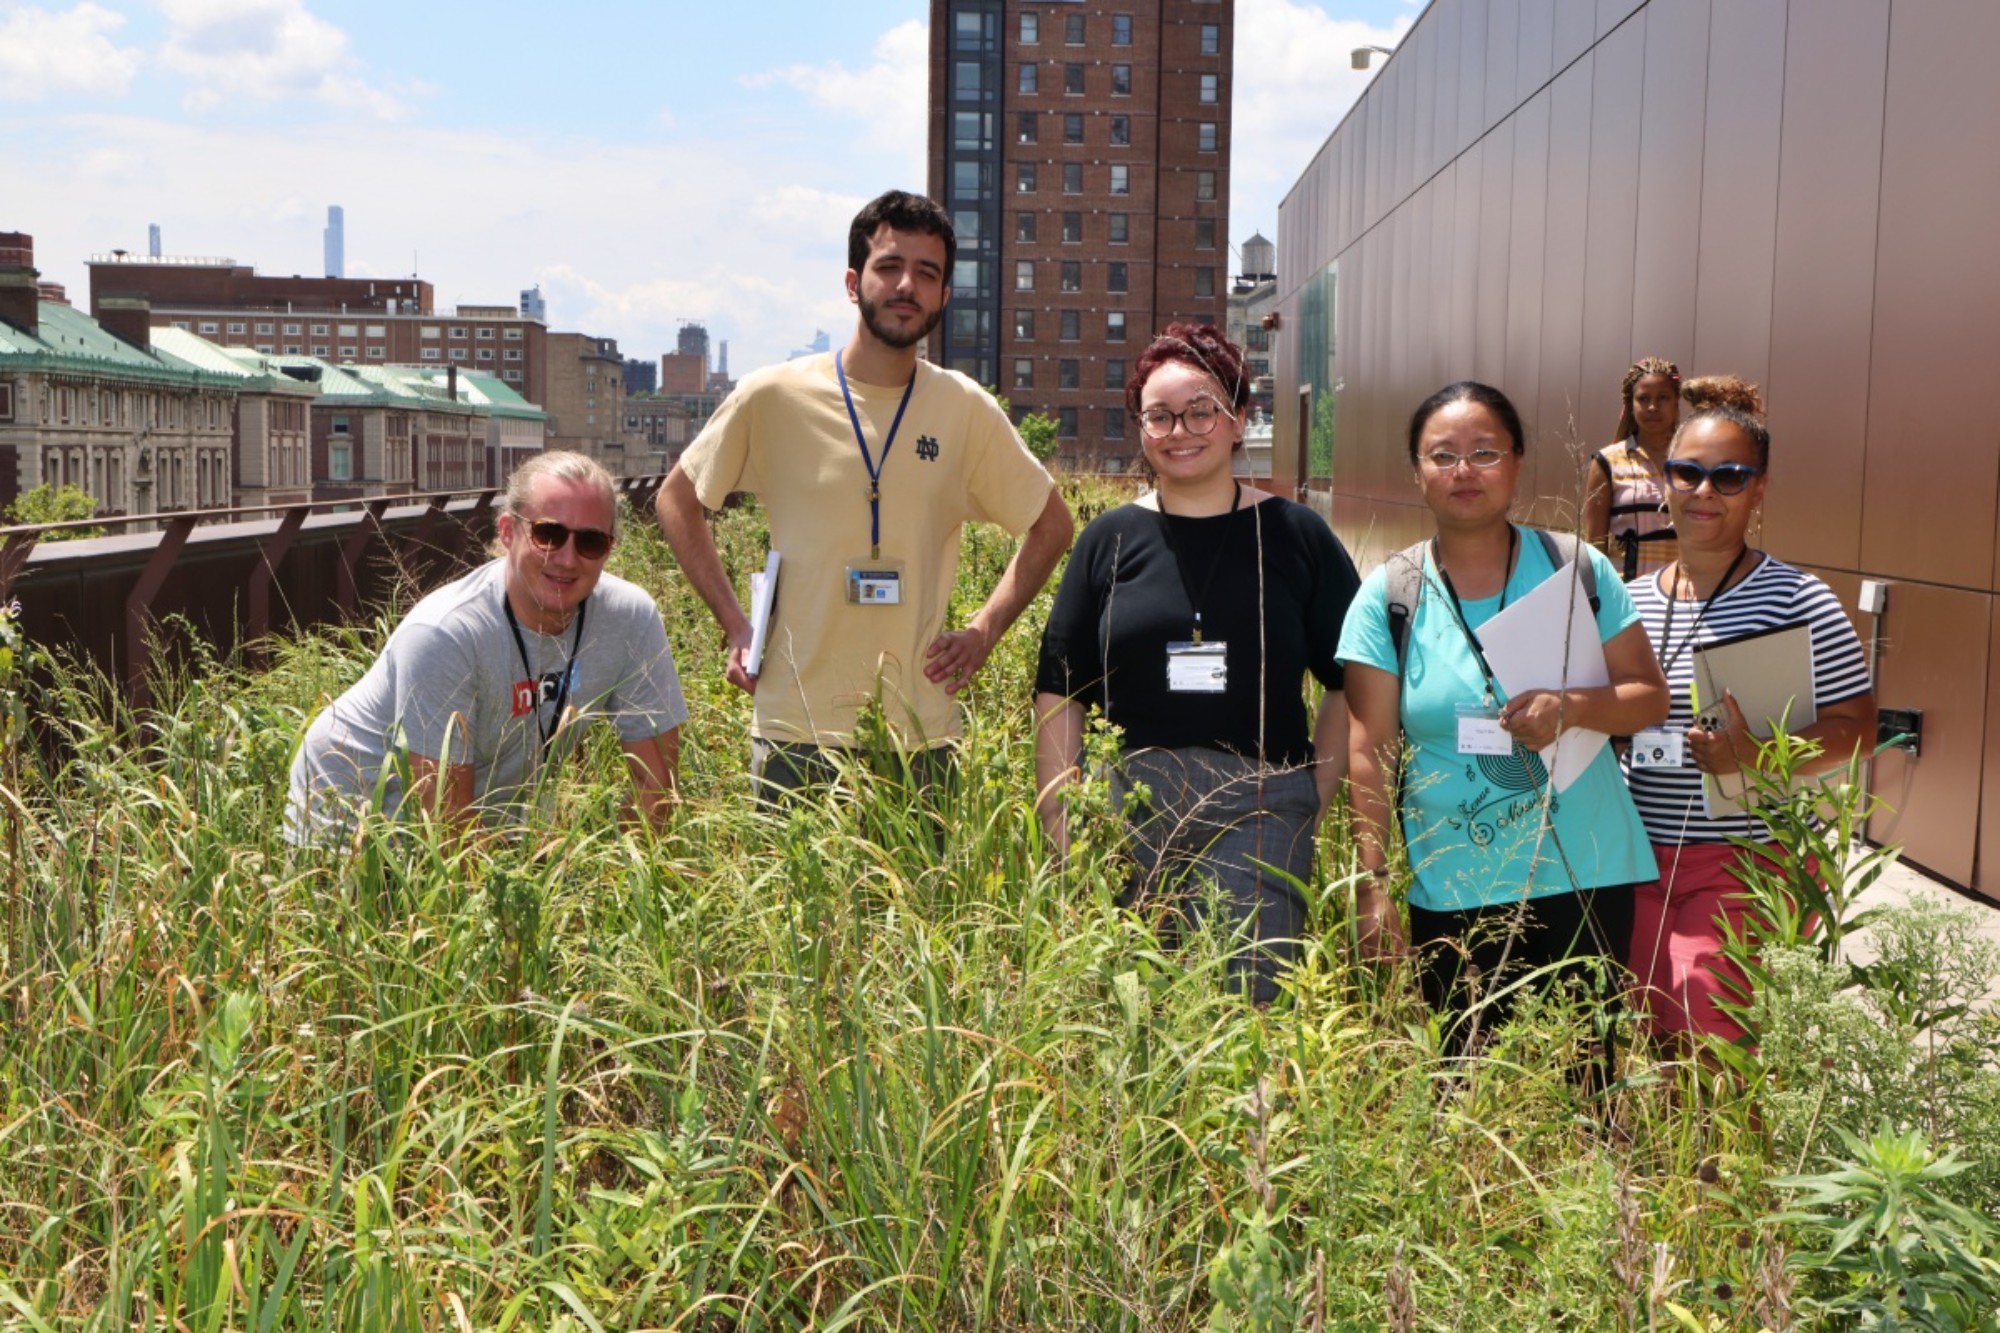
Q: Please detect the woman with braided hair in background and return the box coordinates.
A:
[1586,356,1683,582]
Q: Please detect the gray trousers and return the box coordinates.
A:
[1112,746,1320,1006]
[750,738,958,810]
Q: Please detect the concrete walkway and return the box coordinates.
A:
[1848,850,2000,998]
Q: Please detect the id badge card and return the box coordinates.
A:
[1629,727,1686,769]
[845,558,904,606]
[1456,702,1512,756]
[1166,641,1228,693]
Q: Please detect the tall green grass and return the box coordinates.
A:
[0,479,1989,1329]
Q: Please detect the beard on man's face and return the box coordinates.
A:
[859,294,946,350]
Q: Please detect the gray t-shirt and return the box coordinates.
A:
[286,560,687,840]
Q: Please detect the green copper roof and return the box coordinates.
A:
[149,327,317,397]
[0,302,232,389]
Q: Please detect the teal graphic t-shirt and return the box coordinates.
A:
[1337,529,1658,912]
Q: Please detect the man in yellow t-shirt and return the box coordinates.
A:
[656,189,1073,796]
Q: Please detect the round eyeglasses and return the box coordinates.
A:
[1663,459,1762,495]
[1137,400,1231,439]
[1422,446,1509,471]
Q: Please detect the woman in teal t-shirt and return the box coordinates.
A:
[1338,382,1669,1049]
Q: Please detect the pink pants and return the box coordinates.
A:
[1628,841,1783,1040]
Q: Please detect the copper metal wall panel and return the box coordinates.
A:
[1577,15,1646,488]
[1457,0,1491,152]
[1689,0,1784,384]
[1475,121,1516,392]
[1517,0,1555,104]
[1553,0,1597,71]
[1504,91,1552,461]
[1407,188,1436,429]
[1448,141,1482,382]
[1394,47,1420,206]
[1533,56,1593,511]
[1628,0,1708,360]
[1412,19,1439,188]
[1982,610,2000,901]
[1859,0,2000,590]
[1426,167,1457,391]
[1430,0,1463,173]
[1860,580,1991,890]
[1388,206,1416,494]
[1487,0,1521,128]
[1599,0,1644,39]
[1762,0,1887,573]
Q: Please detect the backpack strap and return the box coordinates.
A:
[1383,540,1429,674]
[1535,529,1601,616]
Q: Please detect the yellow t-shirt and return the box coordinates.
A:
[679,353,1054,747]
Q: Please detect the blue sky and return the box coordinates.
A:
[3,0,1418,373]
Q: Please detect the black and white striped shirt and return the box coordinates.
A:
[1625,555,1871,844]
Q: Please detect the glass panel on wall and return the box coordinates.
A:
[1297,259,1336,480]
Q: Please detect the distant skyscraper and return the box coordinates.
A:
[717,340,728,378]
[324,205,345,279]
[148,224,161,258]
[521,285,547,322]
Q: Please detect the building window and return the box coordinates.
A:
[1064,63,1084,95]
[1059,359,1079,389]
[1060,309,1080,342]
[1201,23,1220,55]
[449,348,468,361]
[1017,212,1037,243]
[254,321,273,334]
[1019,62,1037,94]
[198,321,219,334]
[0,384,11,422]
[329,437,352,481]
[255,343,274,354]
[1058,406,1078,438]
[339,346,358,360]
[1109,213,1129,244]
[421,326,441,339]
[1107,262,1128,294]
[420,348,441,360]
[338,323,359,337]
[284,345,302,354]
[955,60,984,96]
[367,345,385,359]
[1104,358,1126,389]
[1063,162,1083,193]
[1111,115,1130,146]
[450,326,467,339]
[369,325,387,337]
[1196,218,1217,250]
[330,414,350,435]
[504,328,523,340]
[1246,325,1269,351]
[1199,122,1218,152]
[1014,358,1034,389]
[1065,12,1085,43]
[1064,112,1084,144]
[504,349,522,361]
[954,160,987,195]
[312,345,331,356]
[311,323,329,335]
[1111,64,1131,96]
[503,370,522,382]
[1017,111,1037,143]
[476,349,495,361]
[1110,165,1130,195]
[1112,13,1132,45]
[1105,407,1126,440]
[1015,310,1035,341]
[1019,12,1037,43]
[1107,312,1128,341]
[1016,261,1035,291]
[1017,163,1036,193]
[1196,171,1217,201]
[1195,268,1216,298]
[1200,74,1219,104]
[475,328,495,341]
[283,322,302,335]
[1061,261,1082,292]
[225,322,245,334]
[956,110,989,149]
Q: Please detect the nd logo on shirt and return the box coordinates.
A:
[915,434,940,461]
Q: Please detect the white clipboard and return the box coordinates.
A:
[745,550,781,677]
[1690,621,1815,817]
[1474,563,1610,794]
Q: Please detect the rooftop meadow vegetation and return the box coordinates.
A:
[0,477,1995,1330]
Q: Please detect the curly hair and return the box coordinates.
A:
[1681,373,1764,416]
[1614,355,1682,442]
[1124,322,1252,422]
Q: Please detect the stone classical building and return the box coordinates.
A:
[150,328,316,508]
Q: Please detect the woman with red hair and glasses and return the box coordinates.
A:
[1586,356,1683,581]
[1033,324,1360,1004]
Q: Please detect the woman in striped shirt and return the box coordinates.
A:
[1623,405,1875,1041]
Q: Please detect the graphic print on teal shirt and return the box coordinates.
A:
[1335,529,1658,912]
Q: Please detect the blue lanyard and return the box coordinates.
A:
[835,351,917,560]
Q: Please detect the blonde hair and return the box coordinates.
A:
[502,451,618,534]
[1681,374,1765,416]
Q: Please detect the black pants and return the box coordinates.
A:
[749,739,957,812]
[1409,886,1635,1086]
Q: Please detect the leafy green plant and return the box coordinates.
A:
[5,482,101,538]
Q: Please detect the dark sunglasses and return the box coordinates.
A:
[525,518,613,560]
[1664,459,1763,496]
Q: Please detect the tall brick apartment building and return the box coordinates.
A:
[927,0,1233,470]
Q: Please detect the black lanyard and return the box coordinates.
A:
[835,351,917,560]
[1155,482,1241,643]
[1432,525,1517,700]
[1658,546,1750,677]
[503,592,585,758]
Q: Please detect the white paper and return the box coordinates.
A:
[745,550,781,676]
[1472,564,1609,793]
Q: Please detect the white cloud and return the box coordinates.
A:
[741,18,926,182]
[156,0,404,118]
[1230,0,1413,248]
[0,3,143,100]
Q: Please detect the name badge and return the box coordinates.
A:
[1630,727,1686,769]
[1166,641,1228,693]
[845,559,904,606]
[1456,702,1512,756]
